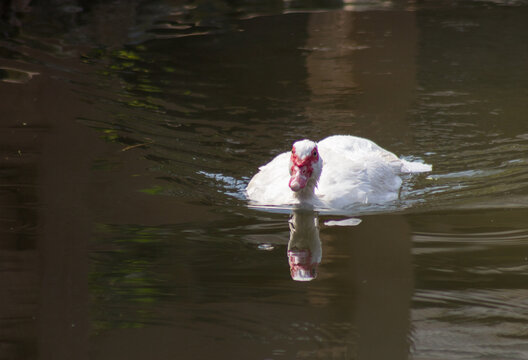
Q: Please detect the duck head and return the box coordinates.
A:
[289,140,323,195]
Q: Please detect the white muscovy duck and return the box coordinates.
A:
[246,135,431,210]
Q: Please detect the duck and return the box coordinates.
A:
[246,135,431,210]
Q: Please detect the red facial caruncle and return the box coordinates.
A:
[288,145,319,192]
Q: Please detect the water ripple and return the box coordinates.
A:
[412,289,528,359]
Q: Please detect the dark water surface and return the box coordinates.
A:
[1,0,528,359]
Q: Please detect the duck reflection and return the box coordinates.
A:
[287,210,364,281]
[287,210,322,281]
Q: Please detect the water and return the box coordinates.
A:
[1,0,528,359]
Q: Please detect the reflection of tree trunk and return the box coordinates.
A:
[352,11,417,135]
[352,215,413,360]
[303,9,417,358]
[320,215,413,359]
[304,10,417,144]
[0,126,40,358]
[37,77,91,360]
[0,65,93,359]
[305,11,358,99]
[304,11,358,125]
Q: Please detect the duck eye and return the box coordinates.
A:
[312,150,318,157]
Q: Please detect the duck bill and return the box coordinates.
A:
[289,166,309,192]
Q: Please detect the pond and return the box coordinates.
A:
[1,0,528,359]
